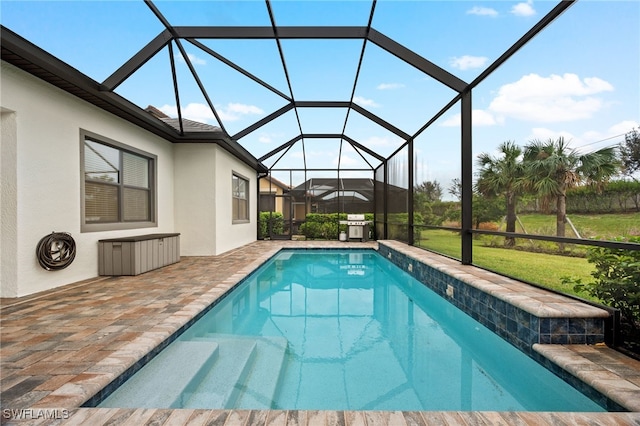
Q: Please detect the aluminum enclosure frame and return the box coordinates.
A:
[7,0,634,265]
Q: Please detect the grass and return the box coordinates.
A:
[414,212,638,300]
[504,212,640,240]
[416,229,597,301]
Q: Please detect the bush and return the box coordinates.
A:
[387,212,424,242]
[321,222,339,240]
[299,221,323,239]
[387,212,424,225]
[258,212,284,238]
[299,214,342,239]
[563,236,640,353]
[299,213,374,240]
[567,180,640,213]
[430,201,459,217]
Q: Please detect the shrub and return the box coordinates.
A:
[258,212,284,238]
[563,237,640,352]
[386,212,424,241]
[321,222,339,240]
[299,221,323,239]
[567,180,640,213]
[300,214,342,239]
[477,222,499,231]
[299,213,374,240]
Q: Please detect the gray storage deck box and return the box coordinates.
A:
[98,233,180,276]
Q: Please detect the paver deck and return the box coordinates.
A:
[1,240,639,425]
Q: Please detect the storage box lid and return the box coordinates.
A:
[98,233,180,243]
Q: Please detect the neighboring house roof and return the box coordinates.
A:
[291,178,374,202]
[261,175,291,191]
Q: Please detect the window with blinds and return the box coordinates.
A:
[82,131,155,230]
[232,173,249,223]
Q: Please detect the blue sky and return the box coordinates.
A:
[2,0,639,193]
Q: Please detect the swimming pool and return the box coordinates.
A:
[99,249,604,411]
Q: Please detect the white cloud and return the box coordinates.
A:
[528,127,575,142]
[449,55,489,71]
[176,52,207,65]
[376,83,405,90]
[467,6,498,17]
[353,96,380,108]
[527,120,640,154]
[528,128,599,155]
[216,102,263,121]
[440,113,459,127]
[159,103,214,124]
[226,103,263,115]
[488,73,614,123]
[334,155,359,166]
[441,109,501,127]
[511,0,536,17]
[303,150,334,163]
[158,104,178,117]
[609,120,639,135]
[257,131,286,144]
[362,135,399,147]
[158,102,263,124]
[340,144,358,154]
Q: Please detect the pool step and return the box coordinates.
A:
[183,333,289,409]
[234,335,289,409]
[99,340,219,408]
[179,336,257,408]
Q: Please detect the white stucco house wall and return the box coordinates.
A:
[1,58,262,298]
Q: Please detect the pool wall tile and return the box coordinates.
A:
[376,242,631,411]
[376,243,607,358]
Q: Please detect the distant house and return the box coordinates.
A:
[259,175,291,215]
[290,178,374,215]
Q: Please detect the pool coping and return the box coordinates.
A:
[376,240,640,412]
[377,241,610,320]
[2,240,639,424]
[379,241,609,350]
[4,407,639,425]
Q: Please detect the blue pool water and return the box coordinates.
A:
[99,249,604,411]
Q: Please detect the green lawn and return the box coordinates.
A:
[509,212,640,240]
[413,212,639,300]
[416,229,597,301]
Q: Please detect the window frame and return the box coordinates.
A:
[80,129,157,232]
[232,172,250,224]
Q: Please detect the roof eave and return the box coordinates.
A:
[0,25,267,173]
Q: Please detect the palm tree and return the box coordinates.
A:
[476,141,525,247]
[523,137,619,247]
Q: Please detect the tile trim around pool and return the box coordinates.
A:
[82,243,380,408]
[81,244,291,408]
[57,240,633,413]
[376,240,630,411]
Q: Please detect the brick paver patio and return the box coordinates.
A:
[1,240,639,425]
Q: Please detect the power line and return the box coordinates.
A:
[576,132,626,149]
